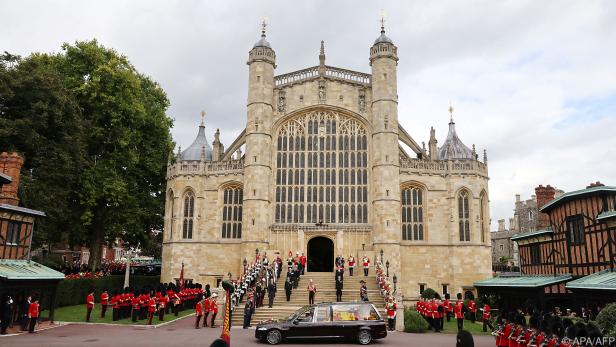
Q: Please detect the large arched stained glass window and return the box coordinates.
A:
[221,186,243,239]
[401,186,424,240]
[458,190,471,242]
[182,191,194,239]
[275,110,368,224]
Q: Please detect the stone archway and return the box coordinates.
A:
[307,236,334,272]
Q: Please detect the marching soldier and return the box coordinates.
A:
[385,296,397,331]
[284,277,293,302]
[267,279,277,308]
[111,290,120,321]
[243,296,254,329]
[147,294,156,325]
[444,293,452,322]
[195,294,203,329]
[85,288,95,322]
[468,297,477,323]
[158,292,168,321]
[209,293,218,328]
[131,290,141,322]
[359,280,369,301]
[27,295,40,333]
[348,255,356,276]
[203,294,210,327]
[362,255,370,276]
[100,288,109,318]
[454,293,464,331]
[307,279,317,305]
[481,301,493,332]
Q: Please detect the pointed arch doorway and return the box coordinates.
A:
[307,236,334,272]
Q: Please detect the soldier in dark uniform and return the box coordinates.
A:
[284,277,293,302]
[267,280,277,308]
[242,298,254,329]
[335,272,343,302]
[255,281,263,308]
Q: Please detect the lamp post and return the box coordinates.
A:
[380,249,384,263]
[385,260,390,277]
[393,274,397,293]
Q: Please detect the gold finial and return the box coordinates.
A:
[448,102,454,122]
[380,9,387,33]
[261,16,268,37]
[200,110,206,125]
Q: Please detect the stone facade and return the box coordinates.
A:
[161,26,492,304]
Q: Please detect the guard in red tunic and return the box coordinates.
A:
[203,295,211,327]
[444,294,452,322]
[158,292,168,321]
[468,298,477,323]
[385,296,397,331]
[482,302,493,332]
[362,255,370,276]
[28,295,40,333]
[454,293,464,331]
[100,289,109,318]
[86,289,95,322]
[209,294,218,328]
[147,295,156,325]
[111,291,120,321]
[131,291,141,322]
[195,295,203,329]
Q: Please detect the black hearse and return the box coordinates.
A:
[255,302,387,345]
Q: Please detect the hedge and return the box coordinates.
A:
[596,302,616,335]
[55,275,161,307]
[404,308,430,333]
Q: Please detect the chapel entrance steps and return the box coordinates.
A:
[230,272,386,327]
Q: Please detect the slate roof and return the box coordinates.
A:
[474,274,572,288]
[0,259,65,280]
[0,203,46,217]
[510,228,554,241]
[540,186,616,213]
[566,270,616,291]
[597,211,616,221]
[181,123,212,161]
[438,119,474,160]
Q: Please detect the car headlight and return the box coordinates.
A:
[257,327,267,331]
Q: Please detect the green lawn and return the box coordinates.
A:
[54,305,193,325]
[440,318,493,336]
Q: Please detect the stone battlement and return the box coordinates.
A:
[166,159,244,178]
[275,65,371,88]
[399,158,488,177]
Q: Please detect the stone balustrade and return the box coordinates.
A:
[399,158,488,177]
[274,65,371,87]
[166,159,244,178]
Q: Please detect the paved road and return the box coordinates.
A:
[1,316,495,347]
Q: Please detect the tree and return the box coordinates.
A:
[0,41,174,270]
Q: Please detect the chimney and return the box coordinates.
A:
[586,181,605,188]
[0,152,24,206]
[509,217,516,232]
[515,194,521,202]
[498,219,505,232]
[535,184,556,229]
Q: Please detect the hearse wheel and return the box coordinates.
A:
[357,329,372,345]
[266,329,282,345]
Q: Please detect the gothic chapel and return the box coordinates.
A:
[161,23,492,303]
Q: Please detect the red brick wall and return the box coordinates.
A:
[535,185,556,229]
[0,152,24,206]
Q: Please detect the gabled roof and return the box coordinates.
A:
[474,274,571,288]
[540,186,616,213]
[0,259,65,281]
[597,211,616,222]
[566,270,616,291]
[0,172,12,185]
[0,203,46,217]
[510,228,554,241]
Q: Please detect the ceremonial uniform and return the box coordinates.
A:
[444,298,451,322]
[335,272,343,302]
[284,278,293,301]
[28,300,39,333]
[385,300,397,331]
[454,300,464,331]
[210,296,218,328]
[468,299,477,323]
[360,282,369,301]
[362,256,370,276]
[147,297,156,325]
[86,293,95,322]
[307,281,317,305]
[158,295,167,321]
[111,293,120,321]
[195,300,203,328]
[100,291,109,318]
[243,299,254,329]
[347,256,355,276]
[131,295,141,322]
[482,304,493,332]
[267,281,276,308]
[203,297,210,327]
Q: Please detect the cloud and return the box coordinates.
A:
[1,0,615,228]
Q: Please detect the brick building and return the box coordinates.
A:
[477,183,616,310]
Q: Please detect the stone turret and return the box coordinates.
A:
[369,19,401,284]
[429,127,437,160]
[212,128,224,161]
[243,21,275,256]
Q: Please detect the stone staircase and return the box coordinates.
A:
[230,271,386,327]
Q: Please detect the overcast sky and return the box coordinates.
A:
[2,0,615,229]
